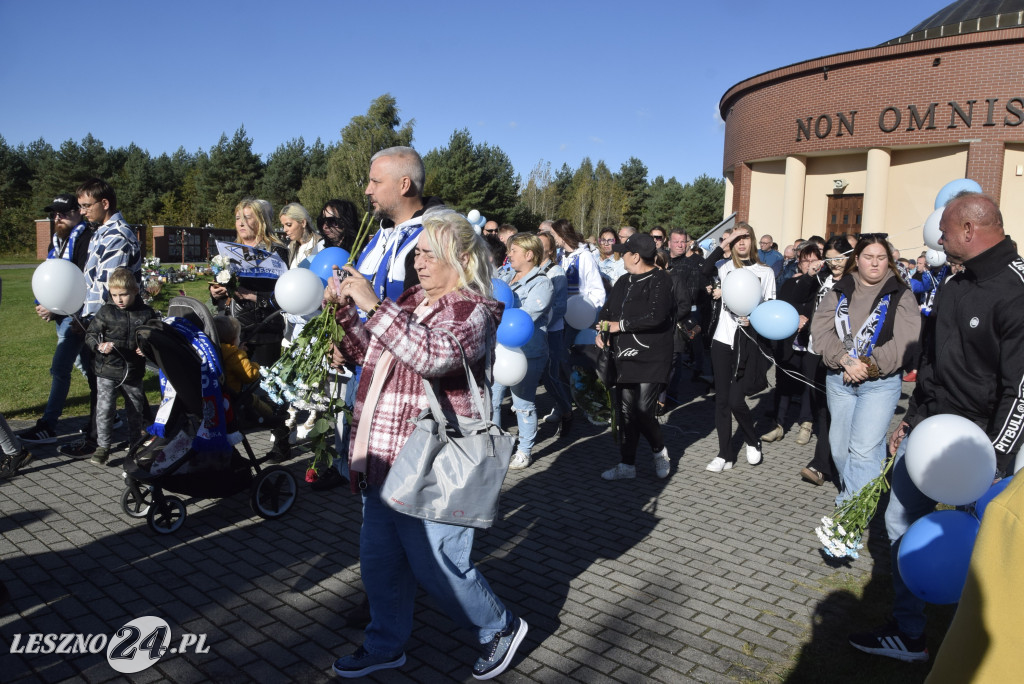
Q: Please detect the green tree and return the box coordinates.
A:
[299,94,414,214]
[197,126,264,228]
[259,137,310,212]
[559,157,595,236]
[617,157,648,226]
[678,174,726,234]
[422,129,519,222]
[591,160,625,232]
[642,175,686,229]
[519,160,560,221]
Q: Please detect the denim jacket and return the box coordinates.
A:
[501,266,553,359]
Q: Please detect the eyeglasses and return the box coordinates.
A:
[482,228,498,235]
[52,211,76,219]
[78,200,98,210]
[599,238,616,243]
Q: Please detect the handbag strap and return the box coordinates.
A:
[418,327,492,434]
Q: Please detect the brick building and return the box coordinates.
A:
[719,0,1024,252]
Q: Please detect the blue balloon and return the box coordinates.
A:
[935,178,983,209]
[974,476,1012,520]
[749,300,799,340]
[309,247,351,285]
[492,278,515,310]
[897,510,980,604]
[496,308,534,348]
[574,328,598,345]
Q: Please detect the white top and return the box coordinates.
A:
[712,260,776,348]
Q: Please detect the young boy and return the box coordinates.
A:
[214,315,291,461]
[84,267,156,466]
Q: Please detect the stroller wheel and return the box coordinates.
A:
[250,466,298,519]
[146,496,186,534]
[120,484,154,518]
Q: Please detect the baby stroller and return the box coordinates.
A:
[121,296,297,534]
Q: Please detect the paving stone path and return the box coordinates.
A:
[1,376,906,683]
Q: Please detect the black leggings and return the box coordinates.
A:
[711,340,760,462]
[617,382,665,465]
[804,353,835,477]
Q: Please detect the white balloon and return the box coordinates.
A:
[721,268,762,317]
[32,259,87,315]
[905,414,996,505]
[274,268,324,316]
[493,343,528,386]
[923,206,944,250]
[564,295,598,330]
[467,209,481,223]
[925,249,946,268]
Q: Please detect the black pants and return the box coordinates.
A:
[617,382,665,465]
[711,340,760,462]
[804,353,835,478]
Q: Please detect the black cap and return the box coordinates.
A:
[45,194,79,215]
[612,233,657,259]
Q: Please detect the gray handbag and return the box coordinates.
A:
[380,331,516,528]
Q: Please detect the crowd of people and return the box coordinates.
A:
[8,145,1023,677]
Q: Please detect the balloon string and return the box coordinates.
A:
[737,325,827,395]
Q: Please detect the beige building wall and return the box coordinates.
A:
[747,160,786,238]
[1001,144,1024,249]
[885,146,968,253]
[802,154,867,237]
[723,174,734,221]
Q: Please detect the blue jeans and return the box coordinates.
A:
[360,485,512,657]
[883,442,935,638]
[42,316,88,429]
[491,355,546,457]
[825,371,902,506]
[541,329,572,416]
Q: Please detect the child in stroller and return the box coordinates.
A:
[214,315,291,461]
[122,297,297,534]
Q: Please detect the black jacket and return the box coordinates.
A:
[85,299,158,382]
[600,269,675,384]
[909,238,1024,475]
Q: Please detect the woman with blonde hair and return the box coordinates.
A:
[280,202,321,269]
[701,222,776,472]
[491,232,553,471]
[209,198,287,366]
[327,210,526,680]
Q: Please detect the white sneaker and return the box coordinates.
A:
[705,457,733,473]
[541,409,562,424]
[601,463,636,480]
[653,448,671,479]
[296,413,318,440]
[745,442,763,465]
[509,451,531,470]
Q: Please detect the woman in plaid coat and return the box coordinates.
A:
[327,211,528,681]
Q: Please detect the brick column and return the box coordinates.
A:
[966,139,1005,202]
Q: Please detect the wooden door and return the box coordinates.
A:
[825,194,864,239]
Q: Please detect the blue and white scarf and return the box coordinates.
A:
[149,317,230,451]
[834,293,890,358]
[48,222,87,261]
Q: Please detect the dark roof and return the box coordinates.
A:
[883,0,1024,45]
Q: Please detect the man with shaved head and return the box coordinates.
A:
[851,192,1024,663]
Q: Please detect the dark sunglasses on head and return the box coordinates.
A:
[857,232,889,241]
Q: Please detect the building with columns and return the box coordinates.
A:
[719,0,1024,253]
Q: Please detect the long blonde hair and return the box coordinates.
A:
[235,198,282,250]
[421,210,494,298]
[731,221,763,269]
[280,202,317,263]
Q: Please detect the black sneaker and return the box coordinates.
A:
[59,438,97,459]
[849,621,928,662]
[0,450,32,479]
[473,617,528,680]
[332,646,405,678]
[19,421,56,445]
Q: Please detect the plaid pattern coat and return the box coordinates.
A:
[334,285,503,489]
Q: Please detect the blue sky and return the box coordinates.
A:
[0,0,938,185]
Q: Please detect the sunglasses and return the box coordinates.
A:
[319,217,341,229]
[482,228,498,235]
[651,235,664,241]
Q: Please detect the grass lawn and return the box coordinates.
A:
[0,266,213,420]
